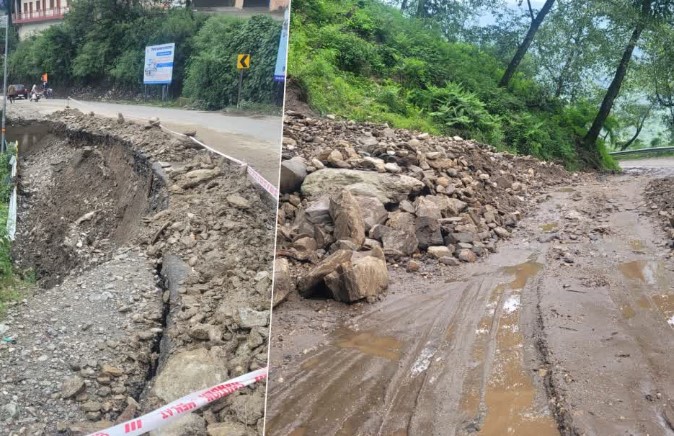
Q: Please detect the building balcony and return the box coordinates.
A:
[13,7,68,24]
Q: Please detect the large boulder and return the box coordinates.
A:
[355,196,388,232]
[325,255,389,303]
[280,157,308,193]
[301,169,424,204]
[330,190,365,246]
[298,249,353,296]
[272,258,293,307]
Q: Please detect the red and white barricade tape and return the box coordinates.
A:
[86,367,267,436]
[65,97,279,199]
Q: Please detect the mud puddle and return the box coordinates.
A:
[460,260,557,435]
[618,260,661,285]
[335,328,403,361]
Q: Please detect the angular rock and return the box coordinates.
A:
[415,216,443,250]
[439,256,460,266]
[100,365,124,378]
[427,246,451,259]
[325,255,388,303]
[179,169,219,189]
[230,394,265,425]
[207,421,248,436]
[329,190,365,246]
[301,169,424,204]
[415,197,442,220]
[305,197,331,225]
[226,194,251,210]
[445,232,476,245]
[355,196,388,232]
[151,349,228,402]
[298,249,353,296]
[273,258,293,307]
[280,157,307,193]
[61,376,86,399]
[237,308,269,328]
[149,414,207,436]
[382,229,418,257]
[458,249,477,263]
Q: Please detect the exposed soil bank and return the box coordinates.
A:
[0,110,275,436]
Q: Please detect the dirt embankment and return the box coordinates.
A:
[0,109,275,436]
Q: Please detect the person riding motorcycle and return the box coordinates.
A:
[30,84,39,102]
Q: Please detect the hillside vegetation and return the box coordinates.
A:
[288,0,672,170]
[7,1,283,110]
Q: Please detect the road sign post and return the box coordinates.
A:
[1,3,10,152]
[236,54,250,109]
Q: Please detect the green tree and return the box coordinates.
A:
[583,0,674,166]
[499,0,556,87]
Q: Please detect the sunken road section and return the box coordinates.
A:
[0,109,276,436]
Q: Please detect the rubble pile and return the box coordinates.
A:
[274,111,570,305]
[1,109,274,436]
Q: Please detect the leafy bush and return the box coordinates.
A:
[183,15,282,109]
[289,0,604,169]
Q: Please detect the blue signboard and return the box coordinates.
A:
[273,8,289,83]
[144,43,175,85]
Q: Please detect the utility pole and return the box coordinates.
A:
[1,0,10,152]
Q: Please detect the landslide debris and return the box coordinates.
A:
[645,176,674,253]
[275,111,570,306]
[0,109,274,436]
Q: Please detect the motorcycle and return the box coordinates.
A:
[30,91,41,102]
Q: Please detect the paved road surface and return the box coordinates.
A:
[7,98,283,185]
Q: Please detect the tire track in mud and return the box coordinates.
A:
[267,247,560,436]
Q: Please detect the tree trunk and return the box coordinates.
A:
[583,0,651,150]
[401,0,408,12]
[416,0,426,18]
[619,109,651,151]
[554,24,585,98]
[499,0,556,88]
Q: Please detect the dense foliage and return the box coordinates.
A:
[7,1,283,109]
[288,0,636,169]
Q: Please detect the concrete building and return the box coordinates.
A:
[191,0,289,16]
[11,0,69,39]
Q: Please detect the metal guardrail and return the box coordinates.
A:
[609,146,674,156]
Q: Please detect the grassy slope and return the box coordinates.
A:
[288,0,618,170]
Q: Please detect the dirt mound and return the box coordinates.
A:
[645,177,674,250]
[1,109,275,435]
[282,79,317,116]
[274,111,572,306]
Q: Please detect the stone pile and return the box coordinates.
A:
[275,111,570,305]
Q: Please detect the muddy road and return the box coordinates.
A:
[267,162,674,435]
